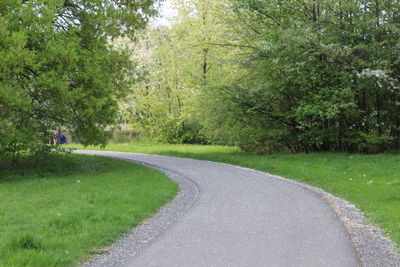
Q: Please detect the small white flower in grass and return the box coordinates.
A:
[363,174,366,177]
[367,180,373,185]
[77,180,81,183]
[349,178,353,181]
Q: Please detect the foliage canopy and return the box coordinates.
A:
[224,0,400,152]
[0,0,157,162]
[126,0,400,153]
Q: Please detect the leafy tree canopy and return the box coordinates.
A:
[124,0,400,153]
[223,0,400,153]
[0,0,158,162]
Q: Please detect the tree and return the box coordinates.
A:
[217,0,400,152]
[0,0,158,162]
[123,0,246,144]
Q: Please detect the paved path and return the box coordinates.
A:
[78,151,360,267]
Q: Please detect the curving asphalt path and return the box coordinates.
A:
[77,150,361,267]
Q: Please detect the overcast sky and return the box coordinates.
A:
[151,0,177,27]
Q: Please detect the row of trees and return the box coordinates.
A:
[2,0,400,159]
[125,0,400,153]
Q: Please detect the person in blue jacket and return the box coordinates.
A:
[55,130,68,144]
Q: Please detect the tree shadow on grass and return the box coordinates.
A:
[0,154,120,184]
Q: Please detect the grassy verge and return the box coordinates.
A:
[71,143,400,247]
[0,154,178,266]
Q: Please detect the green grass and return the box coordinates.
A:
[0,154,178,266]
[71,143,400,247]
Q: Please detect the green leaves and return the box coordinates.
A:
[0,0,157,162]
[212,0,400,152]
[116,0,400,153]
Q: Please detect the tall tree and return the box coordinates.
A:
[124,0,242,143]
[0,0,157,162]
[218,0,400,152]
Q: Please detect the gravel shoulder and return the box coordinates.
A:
[77,150,399,267]
[83,159,199,267]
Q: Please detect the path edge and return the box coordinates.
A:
[225,163,400,267]
[81,156,200,267]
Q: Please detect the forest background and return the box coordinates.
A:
[123,0,400,154]
[2,0,400,164]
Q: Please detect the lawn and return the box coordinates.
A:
[0,154,178,266]
[72,143,400,247]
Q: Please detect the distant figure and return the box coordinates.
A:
[55,130,68,144]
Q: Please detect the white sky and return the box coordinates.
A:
[151,0,177,27]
